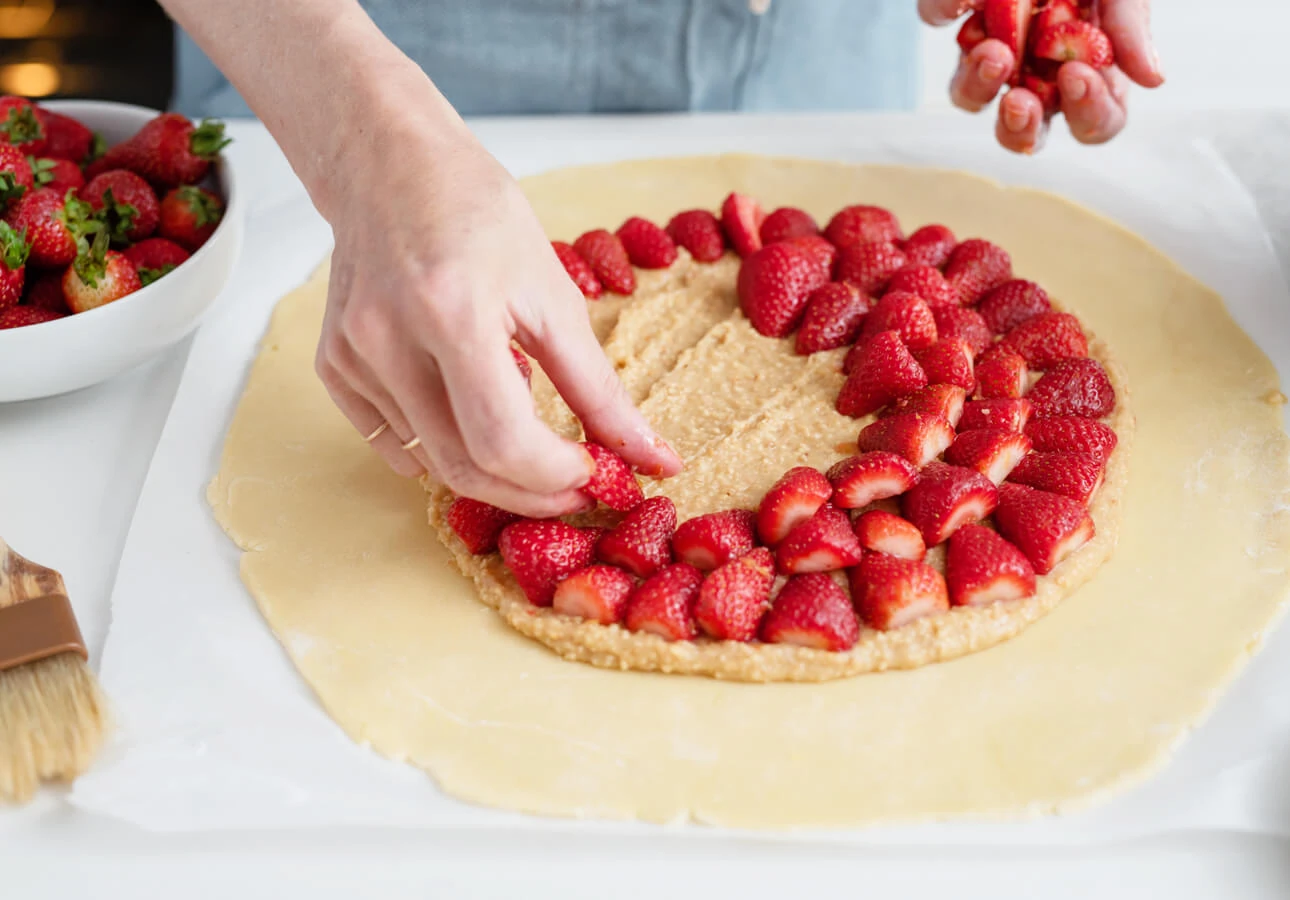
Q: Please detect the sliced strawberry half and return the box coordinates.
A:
[837,331,929,418]
[1033,20,1114,69]
[827,451,920,509]
[721,191,766,257]
[835,240,909,295]
[914,338,975,392]
[857,412,956,468]
[901,461,1000,546]
[737,241,830,338]
[759,206,819,245]
[900,224,958,270]
[823,204,903,249]
[945,524,1037,607]
[983,0,1035,63]
[672,509,758,570]
[572,228,636,295]
[854,509,926,561]
[1033,0,1082,32]
[1024,415,1118,462]
[775,505,865,574]
[616,216,678,269]
[1008,451,1106,505]
[551,240,603,299]
[1027,358,1116,419]
[958,398,1034,433]
[552,564,636,625]
[445,496,521,555]
[783,234,839,276]
[978,279,1051,334]
[931,305,992,357]
[580,442,644,511]
[995,482,1095,575]
[624,562,704,641]
[694,546,776,641]
[760,573,860,652]
[944,238,1013,305]
[860,290,939,352]
[974,344,1029,399]
[665,209,728,262]
[944,428,1032,484]
[849,553,949,631]
[1000,311,1088,370]
[756,467,834,545]
[796,281,870,355]
[882,383,968,428]
[957,10,989,55]
[887,263,958,309]
[498,520,599,606]
[596,496,677,577]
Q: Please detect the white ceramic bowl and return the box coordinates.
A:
[0,100,243,402]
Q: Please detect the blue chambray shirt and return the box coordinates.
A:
[172,0,920,118]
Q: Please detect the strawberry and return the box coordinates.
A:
[665,208,727,262]
[29,157,83,198]
[95,113,229,189]
[957,9,989,54]
[1033,20,1114,69]
[944,238,1012,305]
[958,397,1034,432]
[974,344,1028,399]
[3,188,88,269]
[737,241,828,338]
[552,564,636,625]
[1000,311,1087,369]
[978,279,1051,334]
[757,467,834,545]
[624,563,704,641]
[853,509,926,561]
[721,191,766,257]
[596,496,676,578]
[795,281,869,354]
[579,442,644,511]
[914,338,975,392]
[943,428,1032,484]
[0,304,62,328]
[22,271,66,313]
[0,220,28,310]
[882,383,968,428]
[672,509,757,570]
[901,461,1000,546]
[983,0,1035,63]
[887,263,958,309]
[123,237,191,286]
[1024,415,1118,462]
[498,519,599,606]
[511,345,532,385]
[82,170,160,243]
[900,224,958,270]
[0,144,32,208]
[1033,0,1083,32]
[157,185,223,251]
[35,108,98,164]
[1008,451,1105,505]
[784,234,838,276]
[931,305,991,358]
[573,228,635,295]
[775,505,865,574]
[616,216,677,269]
[827,451,920,509]
[837,331,928,417]
[857,412,955,468]
[994,482,1094,575]
[823,204,903,249]
[760,574,859,652]
[552,240,603,298]
[0,96,45,155]
[849,553,949,631]
[694,546,775,641]
[836,240,908,294]
[62,240,142,314]
[1022,72,1063,117]
[446,496,521,555]
[1027,357,1115,418]
[860,290,938,351]
[945,524,1037,607]
[759,206,819,245]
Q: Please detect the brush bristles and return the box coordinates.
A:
[0,652,109,804]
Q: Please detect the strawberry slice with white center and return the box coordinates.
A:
[721,191,766,257]
[498,520,599,606]
[824,204,904,249]
[983,0,1035,65]
[835,240,909,295]
[959,398,1034,432]
[974,344,1029,399]
[995,482,1095,575]
[1027,358,1116,419]
[914,338,975,392]
[827,451,920,509]
[857,412,956,468]
[901,461,1000,546]
[672,509,757,570]
[881,383,968,428]
[445,496,520,555]
[1000,311,1088,370]
[595,496,677,578]
[624,562,704,641]
[978,279,1052,334]
[1008,451,1106,505]
[694,547,776,641]
[945,524,1037,607]
[860,290,939,352]
[738,241,830,338]
[760,573,860,652]
[837,331,928,418]
[943,428,1033,484]
[944,238,1013,305]
[931,305,993,357]
[795,281,870,355]
[1033,20,1115,69]
[1024,415,1118,462]
[756,466,834,545]
[887,263,958,308]
[580,442,644,511]
[854,509,926,561]
[849,553,950,631]
[775,505,865,574]
[552,564,636,624]
[900,224,957,270]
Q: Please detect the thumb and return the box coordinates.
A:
[1101,0,1165,88]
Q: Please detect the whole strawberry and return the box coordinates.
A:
[22,271,67,313]
[83,170,161,244]
[0,143,32,209]
[0,305,62,329]
[29,157,83,198]
[158,185,223,251]
[6,187,95,269]
[96,114,229,189]
[123,237,191,286]
[0,220,29,311]
[35,108,100,164]
[0,96,46,155]
[63,233,142,313]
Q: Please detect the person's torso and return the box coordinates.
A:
[174,0,920,118]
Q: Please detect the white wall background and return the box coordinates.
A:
[918,0,1288,110]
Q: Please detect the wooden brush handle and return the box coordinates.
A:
[0,538,67,611]
[0,538,86,669]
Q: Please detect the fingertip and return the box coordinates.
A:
[952,40,1016,112]
[995,89,1045,154]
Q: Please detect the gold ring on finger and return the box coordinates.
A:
[363,421,389,443]
[401,436,422,451]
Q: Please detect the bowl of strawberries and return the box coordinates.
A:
[0,98,242,402]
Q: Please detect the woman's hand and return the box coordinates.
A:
[919,0,1164,154]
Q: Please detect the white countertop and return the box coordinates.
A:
[3,112,1290,899]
